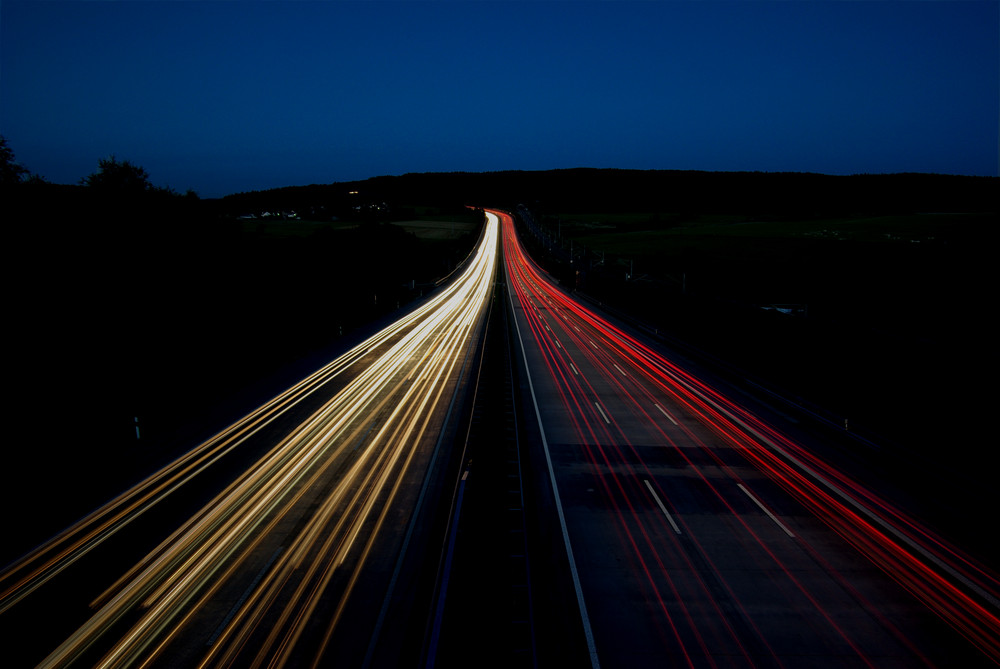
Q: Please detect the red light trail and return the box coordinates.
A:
[497,207,1000,667]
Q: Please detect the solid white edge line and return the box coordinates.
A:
[643,480,681,534]
[506,252,602,669]
[738,484,795,538]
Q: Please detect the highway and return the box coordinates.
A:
[0,212,499,668]
[4,205,998,668]
[497,208,1000,668]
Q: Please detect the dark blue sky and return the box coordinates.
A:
[2,1,997,198]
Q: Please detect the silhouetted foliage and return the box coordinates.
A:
[71,155,205,226]
[81,155,153,192]
[0,135,29,187]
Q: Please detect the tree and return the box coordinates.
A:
[0,135,29,187]
[81,155,152,192]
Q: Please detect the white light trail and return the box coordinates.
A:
[5,213,499,669]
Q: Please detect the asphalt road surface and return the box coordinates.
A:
[497,207,1000,669]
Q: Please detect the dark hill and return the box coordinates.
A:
[216,169,997,218]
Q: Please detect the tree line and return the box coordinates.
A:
[2,135,196,196]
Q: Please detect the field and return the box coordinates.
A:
[548,211,991,327]
[392,219,480,240]
[557,211,990,250]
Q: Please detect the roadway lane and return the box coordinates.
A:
[0,212,499,668]
[497,208,1000,668]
